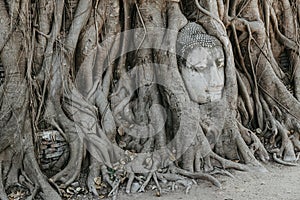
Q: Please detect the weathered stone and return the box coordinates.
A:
[37,130,69,174]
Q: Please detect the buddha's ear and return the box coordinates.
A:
[176,54,187,72]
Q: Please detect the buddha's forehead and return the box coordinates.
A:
[186,46,224,62]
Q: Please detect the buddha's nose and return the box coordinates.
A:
[209,65,224,88]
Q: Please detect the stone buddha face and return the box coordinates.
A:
[181,45,225,104]
[177,22,225,104]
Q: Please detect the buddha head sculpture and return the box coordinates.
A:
[177,22,225,104]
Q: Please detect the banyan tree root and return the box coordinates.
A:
[272,153,298,167]
[103,142,257,196]
[102,151,223,196]
[237,121,269,162]
[3,0,300,199]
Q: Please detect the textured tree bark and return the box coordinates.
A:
[0,0,300,199]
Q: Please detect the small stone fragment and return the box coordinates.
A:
[71,181,80,187]
[66,187,75,195]
[156,191,161,197]
[76,187,82,193]
[131,182,140,193]
[94,177,102,185]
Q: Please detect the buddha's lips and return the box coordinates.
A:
[206,87,223,93]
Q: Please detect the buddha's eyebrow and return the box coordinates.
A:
[193,60,206,66]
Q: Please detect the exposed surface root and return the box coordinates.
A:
[171,166,221,188]
[272,153,298,167]
[0,161,9,200]
[209,168,235,178]
[2,0,300,199]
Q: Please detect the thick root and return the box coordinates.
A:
[87,157,101,196]
[0,162,9,200]
[210,153,249,172]
[272,153,298,166]
[171,166,221,188]
[51,138,84,187]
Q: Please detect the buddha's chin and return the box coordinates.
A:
[205,91,223,103]
[189,91,223,104]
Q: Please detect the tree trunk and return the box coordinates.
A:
[0,0,299,199]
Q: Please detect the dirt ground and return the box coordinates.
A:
[115,163,300,200]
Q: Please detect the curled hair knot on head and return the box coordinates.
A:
[176,22,223,66]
